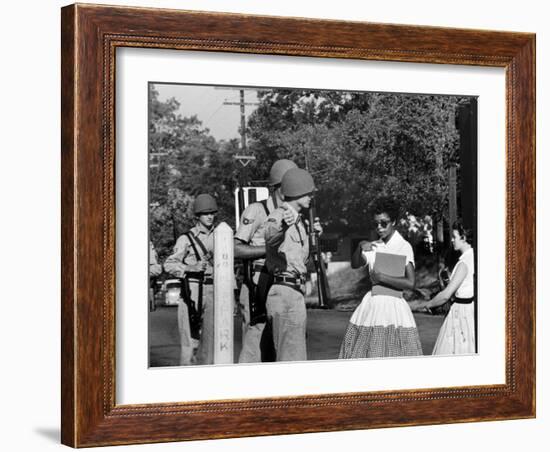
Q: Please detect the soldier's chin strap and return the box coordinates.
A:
[259,199,270,217]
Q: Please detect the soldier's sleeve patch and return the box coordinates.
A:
[267,218,277,223]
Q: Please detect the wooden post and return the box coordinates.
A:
[213,222,234,364]
[448,164,458,239]
[436,220,444,244]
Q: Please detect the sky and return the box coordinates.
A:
[153,83,259,141]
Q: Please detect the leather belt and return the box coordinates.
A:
[454,297,474,304]
[188,277,213,285]
[253,263,266,273]
[273,275,305,294]
[274,275,305,285]
[273,282,303,295]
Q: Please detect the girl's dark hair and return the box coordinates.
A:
[370,196,401,222]
[452,220,472,243]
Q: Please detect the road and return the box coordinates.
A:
[149,306,445,367]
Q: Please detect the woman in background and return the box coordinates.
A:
[415,221,475,355]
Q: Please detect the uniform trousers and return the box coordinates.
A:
[238,270,277,362]
[266,283,307,362]
[177,282,214,365]
[238,272,265,362]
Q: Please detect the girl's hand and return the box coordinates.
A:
[411,301,433,314]
[370,267,381,285]
[409,300,426,312]
[360,240,373,252]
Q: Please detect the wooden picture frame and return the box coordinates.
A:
[61,3,535,447]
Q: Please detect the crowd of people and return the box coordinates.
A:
[150,159,477,366]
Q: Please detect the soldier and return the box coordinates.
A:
[149,241,163,278]
[149,241,163,311]
[164,194,217,366]
[234,159,297,363]
[264,168,321,361]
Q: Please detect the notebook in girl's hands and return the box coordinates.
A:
[372,252,406,298]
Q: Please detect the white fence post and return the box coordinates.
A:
[213,222,234,364]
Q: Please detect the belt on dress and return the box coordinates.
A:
[454,297,474,304]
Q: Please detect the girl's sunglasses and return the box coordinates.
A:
[374,220,391,228]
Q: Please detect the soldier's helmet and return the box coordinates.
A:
[268,159,298,186]
[281,168,315,198]
[193,194,218,215]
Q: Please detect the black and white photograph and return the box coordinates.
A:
[1,0,544,449]
[147,82,478,367]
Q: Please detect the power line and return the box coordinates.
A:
[204,102,226,123]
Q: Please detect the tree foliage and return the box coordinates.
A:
[149,85,471,260]
[149,86,240,259]
[247,89,468,234]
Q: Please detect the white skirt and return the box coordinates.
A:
[339,292,422,358]
[432,301,475,355]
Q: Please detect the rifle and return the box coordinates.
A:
[308,204,331,307]
[242,260,267,325]
[179,271,204,340]
[179,230,210,341]
[249,268,272,326]
[149,275,158,312]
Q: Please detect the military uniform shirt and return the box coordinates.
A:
[149,241,162,277]
[164,223,215,278]
[264,204,309,277]
[234,197,277,266]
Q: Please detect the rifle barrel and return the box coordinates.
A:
[308,207,330,307]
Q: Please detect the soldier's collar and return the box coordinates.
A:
[194,222,214,235]
[284,203,299,220]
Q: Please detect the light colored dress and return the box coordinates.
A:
[432,248,475,355]
[339,231,422,359]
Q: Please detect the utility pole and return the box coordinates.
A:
[239,89,246,151]
[217,87,262,225]
[219,88,258,152]
[448,164,458,240]
[218,87,259,184]
[149,151,168,190]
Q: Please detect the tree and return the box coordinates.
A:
[148,86,240,259]
[246,89,466,235]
